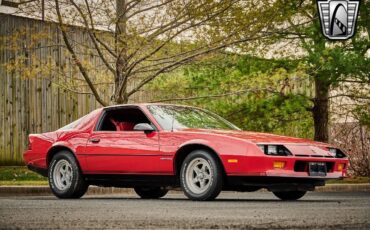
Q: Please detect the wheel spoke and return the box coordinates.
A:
[199,180,206,188]
[201,164,206,172]
[194,167,201,174]
[204,173,211,180]
[185,157,213,194]
[53,160,73,191]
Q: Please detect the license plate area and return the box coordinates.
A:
[308,162,327,176]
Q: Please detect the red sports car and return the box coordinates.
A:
[24,104,348,201]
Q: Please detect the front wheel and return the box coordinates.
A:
[180,150,223,201]
[273,191,307,201]
[48,151,88,199]
[134,186,168,199]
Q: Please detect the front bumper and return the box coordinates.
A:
[226,176,326,192]
[223,155,348,179]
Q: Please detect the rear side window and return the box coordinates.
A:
[58,116,87,131]
[58,109,100,131]
[96,107,152,131]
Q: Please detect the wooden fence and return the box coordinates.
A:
[0,13,149,165]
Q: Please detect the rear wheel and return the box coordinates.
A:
[180,150,223,201]
[48,151,88,199]
[273,191,307,201]
[134,186,168,199]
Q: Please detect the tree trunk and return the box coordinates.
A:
[114,0,128,105]
[312,77,330,142]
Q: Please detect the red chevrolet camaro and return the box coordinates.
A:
[24,104,348,201]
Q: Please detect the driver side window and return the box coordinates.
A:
[96,107,152,131]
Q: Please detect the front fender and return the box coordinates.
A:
[176,135,254,175]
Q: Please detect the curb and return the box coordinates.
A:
[0,184,369,196]
[0,186,133,196]
[315,183,370,192]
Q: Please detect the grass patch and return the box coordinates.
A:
[326,177,370,184]
[0,166,47,181]
[0,181,48,186]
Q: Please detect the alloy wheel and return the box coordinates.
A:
[185,157,212,194]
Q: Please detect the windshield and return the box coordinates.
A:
[147,105,240,131]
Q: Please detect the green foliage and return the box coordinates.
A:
[148,54,314,138]
[353,105,370,127]
[223,94,313,137]
[0,166,46,181]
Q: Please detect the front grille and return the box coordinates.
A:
[294,161,334,173]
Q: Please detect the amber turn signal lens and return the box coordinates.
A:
[338,163,345,171]
[228,159,238,163]
[273,161,286,169]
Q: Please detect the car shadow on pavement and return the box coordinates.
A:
[18,196,341,203]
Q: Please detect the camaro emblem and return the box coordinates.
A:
[317,0,360,40]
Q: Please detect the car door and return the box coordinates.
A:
[84,130,165,174]
[82,107,172,175]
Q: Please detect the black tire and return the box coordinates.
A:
[180,150,223,201]
[134,186,169,199]
[48,151,88,199]
[273,191,307,201]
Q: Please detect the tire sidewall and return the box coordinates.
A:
[273,191,307,201]
[134,186,168,199]
[48,151,82,198]
[180,150,222,200]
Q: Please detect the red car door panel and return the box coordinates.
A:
[83,131,171,174]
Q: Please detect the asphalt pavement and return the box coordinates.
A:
[1,191,369,229]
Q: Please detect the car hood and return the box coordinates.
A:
[179,128,324,145]
[178,128,339,157]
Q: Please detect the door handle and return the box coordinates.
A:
[89,138,100,143]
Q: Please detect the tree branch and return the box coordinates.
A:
[127,32,271,97]
[54,0,107,106]
[126,1,237,76]
[71,0,116,75]
[329,94,370,100]
[127,0,175,19]
[150,87,286,103]
[84,0,117,58]
[150,90,251,103]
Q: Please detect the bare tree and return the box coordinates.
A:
[14,0,280,105]
[331,122,370,177]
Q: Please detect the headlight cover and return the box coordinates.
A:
[257,144,292,156]
[328,148,347,158]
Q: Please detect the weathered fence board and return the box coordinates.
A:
[0,13,146,165]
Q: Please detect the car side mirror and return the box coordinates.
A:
[133,123,155,134]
